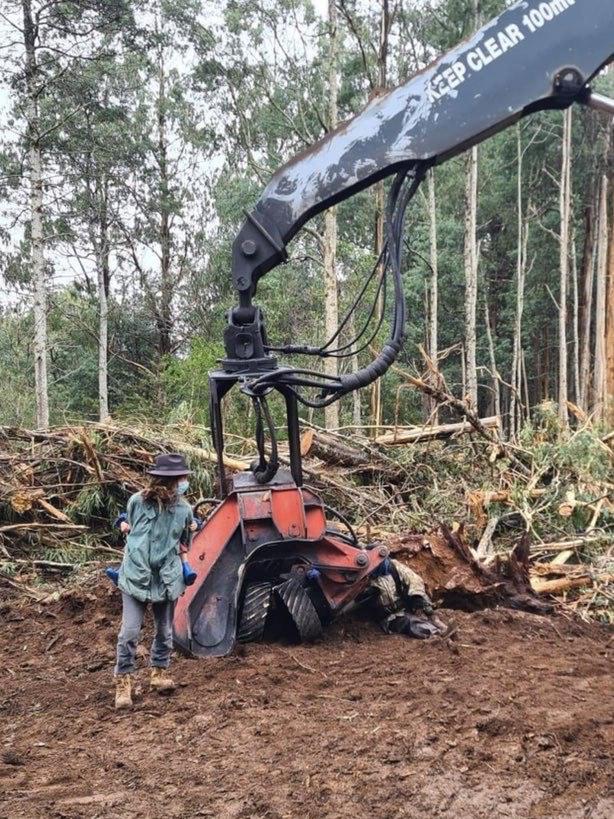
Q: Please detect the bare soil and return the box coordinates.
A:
[0,587,612,818]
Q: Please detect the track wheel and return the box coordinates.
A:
[237,581,273,643]
[275,578,323,642]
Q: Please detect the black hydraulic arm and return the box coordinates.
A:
[212,0,612,491]
[231,0,613,298]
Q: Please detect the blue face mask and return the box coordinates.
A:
[176,479,190,495]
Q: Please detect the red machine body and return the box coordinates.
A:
[173,0,613,657]
[174,469,388,657]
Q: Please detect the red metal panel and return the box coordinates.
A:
[304,505,326,540]
[238,491,271,521]
[270,486,307,539]
[173,495,241,643]
[313,535,388,609]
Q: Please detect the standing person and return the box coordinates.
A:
[113,453,195,709]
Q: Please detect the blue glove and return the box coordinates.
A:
[182,561,197,586]
[105,567,119,586]
[194,515,204,532]
[113,512,128,530]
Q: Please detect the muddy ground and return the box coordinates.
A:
[0,587,612,819]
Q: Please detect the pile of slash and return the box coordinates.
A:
[0,412,612,621]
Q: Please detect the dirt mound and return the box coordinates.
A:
[0,587,612,818]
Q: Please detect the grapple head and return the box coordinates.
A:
[173,469,388,657]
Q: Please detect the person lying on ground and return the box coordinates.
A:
[367,558,447,638]
[111,452,197,710]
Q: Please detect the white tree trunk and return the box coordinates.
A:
[510,125,524,438]
[323,0,339,430]
[98,237,110,421]
[23,0,49,429]
[484,298,501,424]
[606,182,614,426]
[370,183,385,433]
[463,146,479,409]
[571,239,580,404]
[348,312,362,429]
[558,107,572,425]
[30,140,49,429]
[579,199,597,410]
[593,173,609,419]
[427,168,439,423]
[369,1,390,435]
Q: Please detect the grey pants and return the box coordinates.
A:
[115,592,175,675]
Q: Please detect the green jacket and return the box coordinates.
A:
[118,491,193,603]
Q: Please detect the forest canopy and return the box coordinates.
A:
[0,0,612,437]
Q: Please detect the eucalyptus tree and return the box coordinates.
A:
[0,0,131,427]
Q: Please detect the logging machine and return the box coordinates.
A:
[173,0,614,657]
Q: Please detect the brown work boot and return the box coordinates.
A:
[150,667,176,693]
[114,674,133,709]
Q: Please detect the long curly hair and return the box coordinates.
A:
[141,476,178,508]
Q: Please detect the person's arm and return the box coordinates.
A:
[179,506,197,585]
[179,505,194,558]
[124,494,140,534]
[393,560,433,613]
[113,511,128,531]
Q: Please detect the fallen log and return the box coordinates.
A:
[531,573,613,594]
[530,535,605,554]
[299,428,404,481]
[374,416,500,446]
[300,428,369,467]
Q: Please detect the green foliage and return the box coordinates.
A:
[0,0,612,441]
[520,403,612,484]
[162,338,224,423]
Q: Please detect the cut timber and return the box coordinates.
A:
[300,428,403,481]
[167,441,249,472]
[300,429,369,467]
[531,573,613,594]
[37,498,71,523]
[375,416,500,446]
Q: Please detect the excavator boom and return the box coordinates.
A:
[174,0,613,659]
[232,0,614,296]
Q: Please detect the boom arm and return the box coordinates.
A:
[231,0,613,298]
[211,0,612,493]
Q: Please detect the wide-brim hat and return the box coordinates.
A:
[147,453,192,477]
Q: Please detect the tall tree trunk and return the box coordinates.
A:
[593,173,609,419]
[370,183,385,433]
[323,0,339,430]
[579,198,596,409]
[370,0,390,435]
[463,145,478,409]
[22,0,49,429]
[98,178,110,421]
[484,297,501,423]
[463,0,480,412]
[510,125,525,438]
[558,108,572,425]
[157,38,172,359]
[571,239,580,404]
[606,183,614,426]
[348,312,362,429]
[543,326,551,401]
[426,168,439,423]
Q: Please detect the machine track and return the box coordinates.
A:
[237,581,273,643]
[275,577,323,642]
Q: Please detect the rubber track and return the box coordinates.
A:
[237,582,273,643]
[275,578,323,642]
